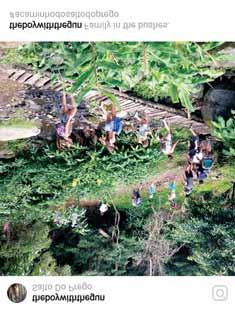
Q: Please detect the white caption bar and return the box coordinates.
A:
[0,276,234,310]
[0,0,234,41]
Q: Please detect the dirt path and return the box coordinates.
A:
[115,163,185,196]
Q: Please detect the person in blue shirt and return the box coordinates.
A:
[148,182,156,199]
[134,111,150,148]
[100,102,123,152]
[168,177,177,208]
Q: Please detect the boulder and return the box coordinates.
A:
[0,142,15,159]
[202,89,235,122]
[0,126,40,141]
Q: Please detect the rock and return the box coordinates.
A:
[26,99,41,112]
[0,149,15,159]
[212,46,235,70]
[0,142,15,158]
[0,126,40,141]
[202,89,235,122]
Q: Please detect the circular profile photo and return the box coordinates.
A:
[7,283,27,303]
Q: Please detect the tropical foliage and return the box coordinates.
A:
[0,42,234,277]
[166,192,235,276]
[212,111,235,158]
[9,42,225,113]
[0,129,234,276]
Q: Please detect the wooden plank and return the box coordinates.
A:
[119,100,135,106]
[148,111,168,117]
[166,115,183,122]
[7,69,17,78]
[35,76,51,87]
[118,98,130,103]
[85,92,98,98]
[26,74,41,85]
[122,105,146,112]
[50,82,62,90]
[17,72,34,83]
[54,85,63,91]
[11,70,26,81]
[89,96,106,103]
[85,93,100,101]
[120,103,142,110]
[1,65,211,134]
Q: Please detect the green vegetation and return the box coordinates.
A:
[212,111,235,158]
[0,125,234,276]
[166,193,235,276]
[0,44,42,68]
[0,42,234,276]
[2,42,225,114]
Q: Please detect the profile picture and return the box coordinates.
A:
[7,283,27,303]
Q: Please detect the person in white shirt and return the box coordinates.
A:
[157,119,179,160]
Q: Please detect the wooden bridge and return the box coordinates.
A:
[0,65,210,134]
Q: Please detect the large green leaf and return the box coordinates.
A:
[69,67,94,93]
[169,83,179,103]
[178,88,195,112]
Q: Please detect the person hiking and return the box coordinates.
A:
[191,146,203,168]
[148,182,156,199]
[197,163,207,184]
[184,163,194,196]
[132,188,142,207]
[188,126,200,160]
[99,102,122,152]
[56,91,77,149]
[168,177,177,208]
[134,111,150,148]
[157,119,179,160]
[112,105,123,136]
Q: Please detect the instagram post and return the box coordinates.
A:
[0,1,234,309]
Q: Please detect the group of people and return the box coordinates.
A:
[184,126,213,196]
[131,177,177,208]
[131,119,214,208]
[55,94,213,208]
[55,94,124,152]
[55,92,180,156]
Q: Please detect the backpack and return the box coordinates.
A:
[113,117,123,135]
[202,157,213,170]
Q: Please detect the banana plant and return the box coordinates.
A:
[17,42,225,111]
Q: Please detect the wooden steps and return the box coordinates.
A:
[3,66,210,135]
